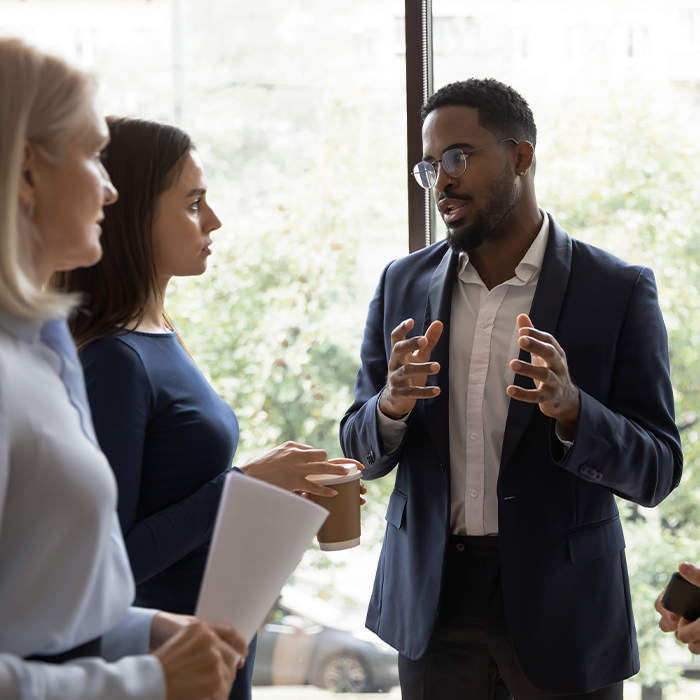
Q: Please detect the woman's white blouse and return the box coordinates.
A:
[0,314,165,700]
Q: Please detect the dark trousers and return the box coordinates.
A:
[399,536,623,700]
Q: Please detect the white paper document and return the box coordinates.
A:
[195,470,329,642]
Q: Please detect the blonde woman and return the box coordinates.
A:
[0,38,247,700]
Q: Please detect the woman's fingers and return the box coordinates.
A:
[209,622,248,659]
[329,458,364,471]
[155,621,236,700]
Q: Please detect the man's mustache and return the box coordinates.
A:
[437,192,473,203]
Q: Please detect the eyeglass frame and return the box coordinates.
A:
[411,138,521,189]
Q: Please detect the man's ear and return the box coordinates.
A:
[18,141,38,210]
[514,141,535,176]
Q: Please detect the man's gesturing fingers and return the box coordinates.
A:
[380,320,443,420]
[389,335,430,371]
[508,315,580,433]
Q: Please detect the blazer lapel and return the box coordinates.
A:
[500,216,573,472]
[423,245,459,472]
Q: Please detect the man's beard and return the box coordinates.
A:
[445,173,519,254]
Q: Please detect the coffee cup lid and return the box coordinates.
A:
[306,464,361,486]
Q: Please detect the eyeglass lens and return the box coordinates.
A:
[413,148,468,189]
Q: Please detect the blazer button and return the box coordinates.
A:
[456,543,465,552]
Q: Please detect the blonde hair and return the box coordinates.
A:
[0,38,96,321]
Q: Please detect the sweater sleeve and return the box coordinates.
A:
[81,339,229,585]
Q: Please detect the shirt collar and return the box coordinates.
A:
[457,209,550,285]
[0,310,43,343]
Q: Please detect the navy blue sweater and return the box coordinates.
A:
[81,331,239,613]
[82,330,257,699]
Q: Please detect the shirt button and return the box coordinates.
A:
[470,432,479,441]
[470,489,479,498]
[480,321,489,329]
[471,376,479,384]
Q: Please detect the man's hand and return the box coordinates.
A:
[378,319,443,420]
[656,562,700,654]
[507,314,580,440]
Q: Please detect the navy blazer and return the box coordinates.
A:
[340,216,682,695]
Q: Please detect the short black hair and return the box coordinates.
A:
[421,78,537,148]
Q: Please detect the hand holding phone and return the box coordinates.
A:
[661,571,700,622]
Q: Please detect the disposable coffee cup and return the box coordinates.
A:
[307,465,362,551]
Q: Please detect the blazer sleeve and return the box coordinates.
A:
[82,340,229,585]
[553,266,683,507]
[340,262,409,479]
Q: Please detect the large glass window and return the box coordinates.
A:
[1,0,406,695]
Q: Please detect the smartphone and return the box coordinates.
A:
[661,572,700,622]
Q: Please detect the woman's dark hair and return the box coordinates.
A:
[421,78,537,149]
[52,117,192,348]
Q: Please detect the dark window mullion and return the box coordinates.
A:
[405,0,434,253]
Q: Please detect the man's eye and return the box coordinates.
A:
[190,199,201,210]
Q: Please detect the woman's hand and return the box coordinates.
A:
[150,611,194,651]
[359,481,368,505]
[241,441,363,497]
[152,620,247,700]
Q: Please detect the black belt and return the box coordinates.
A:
[27,636,102,664]
[448,534,500,557]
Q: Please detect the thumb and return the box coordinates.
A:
[425,320,443,347]
[517,314,534,330]
[679,562,700,587]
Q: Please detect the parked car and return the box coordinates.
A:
[252,587,399,693]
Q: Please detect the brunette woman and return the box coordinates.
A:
[53,117,362,700]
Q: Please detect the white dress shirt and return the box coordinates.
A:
[0,313,165,700]
[378,212,569,536]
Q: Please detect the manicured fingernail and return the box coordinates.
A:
[330,489,338,496]
[512,361,521,369]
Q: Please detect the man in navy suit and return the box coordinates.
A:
[340,79,683,699]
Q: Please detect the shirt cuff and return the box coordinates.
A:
[554,422,574,454]
[101,607,160,661]
[376,398,410,454]
[0,653,166,700]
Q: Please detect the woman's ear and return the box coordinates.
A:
[18,141,38,211]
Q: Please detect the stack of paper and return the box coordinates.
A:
[196,471,329,642]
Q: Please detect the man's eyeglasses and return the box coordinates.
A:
[411,138,519,189]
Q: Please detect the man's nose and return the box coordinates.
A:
[433,162,455,194]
